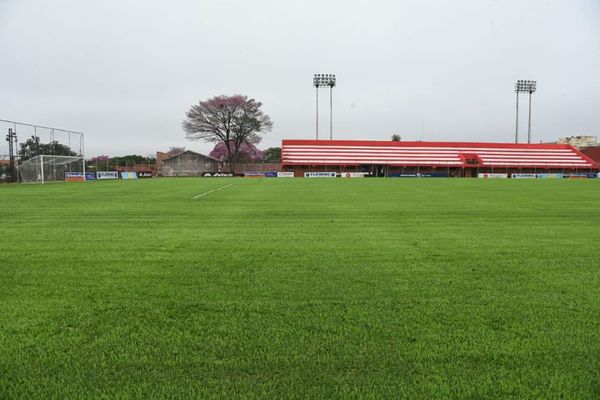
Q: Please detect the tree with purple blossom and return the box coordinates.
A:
[209,141,263,163]
[182,95,272,170]
[90,155,110,162]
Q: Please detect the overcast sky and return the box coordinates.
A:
[1,0,599,157]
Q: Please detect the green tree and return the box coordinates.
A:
[18,136,77,161]
[391,134,401,142]
[262,147,281,162]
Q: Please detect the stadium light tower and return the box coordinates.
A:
[5,128,17,182]
[514,80,537,144]
[313,74,337,140]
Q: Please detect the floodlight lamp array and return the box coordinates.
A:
[515,80,537,93]
[313,74,336,87]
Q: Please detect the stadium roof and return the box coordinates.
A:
[282,140,598,169]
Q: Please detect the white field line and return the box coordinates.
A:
[193,183,234,199]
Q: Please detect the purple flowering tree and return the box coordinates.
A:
[182,94,272,170]
[209,141,263,162]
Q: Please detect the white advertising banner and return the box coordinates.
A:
[202,172,234,177]
[341,172,367,178]
[96,171,119,180]
[277,172,294,178]
[511,173,540,179]
[478,173,507,179]
[304,172,336,178]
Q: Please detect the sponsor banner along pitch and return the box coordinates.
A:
[137,171,153,178]
[120,172,138,179]
[304,172,336,178]
[341,172,368,178]
[201,172,234,177]
[65,172,86,182]
[97,171,119,180]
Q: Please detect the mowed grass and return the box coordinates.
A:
[1,177,599,399]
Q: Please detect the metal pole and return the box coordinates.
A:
[527,91,533,144]
[316,86,319,140]
[329,85,333,140]
[40,155,44,184]
[81,134,86,178]
[6,129,15,182]
[515,92,519,144]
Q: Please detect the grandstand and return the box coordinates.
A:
[281,140,598,177]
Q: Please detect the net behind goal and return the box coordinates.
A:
[17,155,85,183]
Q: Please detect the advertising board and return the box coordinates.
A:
[244,172,265,177]
[478,173,508,179]
[137,171,153,178]
[264,171,278,178]
[96,171,119,180]
[511,173,540,179]
[85,172,96,181]
[304,172,336,178]
[538,173,564,179]
[65,172,85,182]
[201,172,234,177]
[564,173,597,179]
[120,172,138,179]
[389,172,449,178]
[277,172,294,178]
[341,172,367,178]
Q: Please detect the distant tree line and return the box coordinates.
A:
[88,154,156,169]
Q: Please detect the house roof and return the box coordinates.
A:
[161,150,219,163]
[281,139,598,169]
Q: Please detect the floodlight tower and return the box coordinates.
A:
[514,80,537,143]
[313,74,337,140]
[5,128,17,182]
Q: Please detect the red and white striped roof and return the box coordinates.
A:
[282,140,598,169]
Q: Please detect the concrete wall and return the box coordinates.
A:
[231,162,281,174]
[161,153,220,176]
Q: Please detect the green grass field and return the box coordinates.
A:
[1,178,599,399]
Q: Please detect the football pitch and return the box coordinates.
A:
[1,178,599,399]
